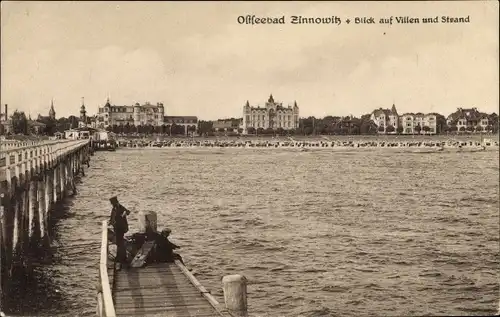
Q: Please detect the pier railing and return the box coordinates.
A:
[174,259,233,316]
[1,140,43,150]
[0,139,89,182]
[98,220,115,317]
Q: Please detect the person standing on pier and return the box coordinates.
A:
[109,196,131,269]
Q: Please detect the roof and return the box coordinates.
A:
[28,120,46,127]
[102,100,164,108]
[249,106,267,111]
[427,112,443,117]
[447,107,488,121]
[390,104,398,115]
[164,116,198,124]
[165,116,197,120]
[73,127,98,132]
[246,95,298,111]
[247,104,294,111]
[372,108,395,117]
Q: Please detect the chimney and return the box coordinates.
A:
[4,104,7,119]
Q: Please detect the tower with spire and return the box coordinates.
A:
[268,94,274,104]
[49,99,56,120]
[79,97,87,128]
[391,103,398,116]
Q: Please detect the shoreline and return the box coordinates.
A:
[115,133,500,141]
[114,138,499,152]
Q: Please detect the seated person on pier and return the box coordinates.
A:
[149,228,183,264]
[125,227,184,266]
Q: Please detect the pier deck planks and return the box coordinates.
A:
[112,262,224,317]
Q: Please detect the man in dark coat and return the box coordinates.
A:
[109,196,131,267]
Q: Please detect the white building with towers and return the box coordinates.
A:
[242,94,299,134]
[96,98,165,129]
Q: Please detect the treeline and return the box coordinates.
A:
[105,122,196,135]
[2,111,499,137]
[0,110,81,135]
[198,114,499,136]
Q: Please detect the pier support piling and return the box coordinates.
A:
[11,195,20,256]
[20,187,28,252]
[27,181,37,241]
[222,274,248,317]
[37,175,48,247]
[60,162,66,199]
[53,166,60,203]
[45,172,53,230]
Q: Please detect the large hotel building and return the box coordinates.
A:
[95,99,197,134]
[242,94,299,134]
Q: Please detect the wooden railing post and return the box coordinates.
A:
[100,221,115,317]
[96,284,104,317]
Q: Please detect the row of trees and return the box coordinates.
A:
[0,110,82,136]
[2,111,499,137]
[105,122,197,135]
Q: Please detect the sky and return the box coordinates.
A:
[1,1,498,120]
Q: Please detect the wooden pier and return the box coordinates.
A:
[98,221,247,317]
[0,139,91,313]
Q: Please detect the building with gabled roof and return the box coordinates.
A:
[446,107,490,131]
[370,104,399,133]
[242,94,299,134]
[399,112,437,134]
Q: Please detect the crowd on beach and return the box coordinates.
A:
[116,137,498,151]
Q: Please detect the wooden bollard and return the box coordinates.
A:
[138,210,157,234]
[222,274,248,317]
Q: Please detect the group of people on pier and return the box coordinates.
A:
[108,196,181,270]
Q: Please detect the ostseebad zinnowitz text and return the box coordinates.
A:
[236,15,471,25]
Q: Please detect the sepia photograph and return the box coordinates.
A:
[0,1,499,316]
